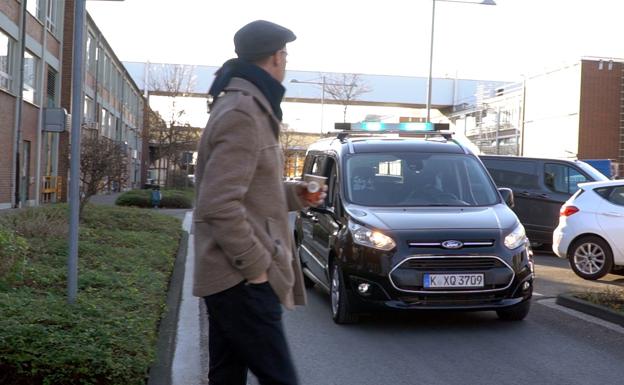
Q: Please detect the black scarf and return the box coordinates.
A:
[208,59,286,121]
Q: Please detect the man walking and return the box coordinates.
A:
[193,20,322,385]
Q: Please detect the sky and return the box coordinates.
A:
[86,0,624,82]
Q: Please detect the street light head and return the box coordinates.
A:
[436,0,496,4]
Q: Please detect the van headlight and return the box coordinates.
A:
[504,223,527,250]
[349,222,396,251]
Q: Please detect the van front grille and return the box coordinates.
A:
[401,257,504,271]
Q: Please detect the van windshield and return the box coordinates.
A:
[345,153,500,206]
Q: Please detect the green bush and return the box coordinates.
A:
[115,189,152,208]
[0,227,29,279]
[0,205,181,385]
[0,206,68,239]
[160,190,193,208]
[116,189,193,209]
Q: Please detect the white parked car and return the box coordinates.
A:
[553,180,624,280]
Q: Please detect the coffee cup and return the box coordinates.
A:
[303,174,327,202]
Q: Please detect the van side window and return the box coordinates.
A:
[544,163,588,194]
[311,156,326,176]
[482,159,538,189]
[302,155,314,175]
[303,154,326,176]
[325,158,337,207]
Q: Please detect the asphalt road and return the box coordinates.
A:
[246,214,624,384]
[246,250,624,385]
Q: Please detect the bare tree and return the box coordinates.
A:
[147,64,200,187]
[149,63,196,97]
[79,131,128,218]
[279,124,318,178]
[323,73,372,122]
[279,123,299,157]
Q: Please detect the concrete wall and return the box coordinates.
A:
[522,63,581,158]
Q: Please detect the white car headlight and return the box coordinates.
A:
[504,223,527,250]
[349,222,396,251]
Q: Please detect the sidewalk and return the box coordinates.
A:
[170,211,204,385]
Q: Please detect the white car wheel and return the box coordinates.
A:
[568,236,613,280]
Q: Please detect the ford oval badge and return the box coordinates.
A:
[442,240,463,249]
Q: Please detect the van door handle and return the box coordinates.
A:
[517,191,531,197]
[534,193,550,199]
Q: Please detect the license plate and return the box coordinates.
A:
[424,273,484,288]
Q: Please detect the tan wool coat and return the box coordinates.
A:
[192,77,306,309]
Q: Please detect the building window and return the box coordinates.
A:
[101,108,109,137]
[26,0,40,20]
[111,67,117,96]
[23,51,39,104]
[103,54,111,89]
[46,68,57,107]
[0,30,13,91]
[46,0,58,34]
[84,95,94,123]
[86,32,96,74]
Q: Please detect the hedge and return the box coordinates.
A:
[0,205,181,385]
[115,189,193,209]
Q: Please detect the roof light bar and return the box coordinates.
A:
[335,122,449,132]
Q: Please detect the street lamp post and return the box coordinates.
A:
[67,0,87,305]
[425,0,496,123]
[68,0,125,304]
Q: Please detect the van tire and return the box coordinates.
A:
[330,264,359,324]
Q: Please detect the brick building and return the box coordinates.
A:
[0,0,147,209]
[60,3,146,199]
[0,0,65,208]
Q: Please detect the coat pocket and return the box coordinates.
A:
[265,217,283,260]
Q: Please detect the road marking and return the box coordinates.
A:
[538,298,624,335]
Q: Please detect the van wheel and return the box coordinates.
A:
[496,300,531,321]
[330,264,359,324]
[568,236,613,280]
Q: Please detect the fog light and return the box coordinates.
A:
[522,281,531,291]
[358,283,371,294]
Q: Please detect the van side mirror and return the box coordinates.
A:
[498,188,514,208]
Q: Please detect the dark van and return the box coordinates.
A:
[294,125,534,324]
[479,155,608,246]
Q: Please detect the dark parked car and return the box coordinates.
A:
[480,155,607,246]
[294,126,534,324]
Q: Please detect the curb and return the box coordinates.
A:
[556,293,624,328]
[147,231,189,385]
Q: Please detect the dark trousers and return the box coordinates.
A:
[203,281,299,385]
